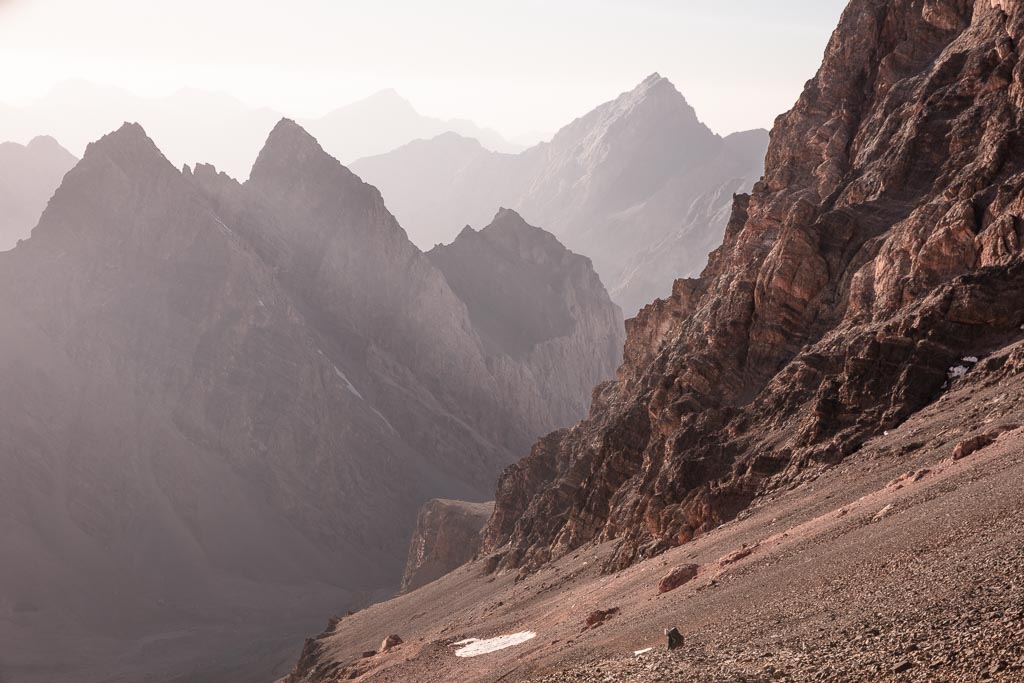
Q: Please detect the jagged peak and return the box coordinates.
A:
[480,208,571,256]
[629,72,680,99]
[264,118,323,154]
[249,118,338,183]
[81,122,173,172]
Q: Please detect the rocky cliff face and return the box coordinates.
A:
[401,499,494,593]
[0,136,77,250]
[0,120,621,683]
[482,0,1024,574]
[352,77,768,314]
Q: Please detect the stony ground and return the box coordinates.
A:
[283,352,1024,683]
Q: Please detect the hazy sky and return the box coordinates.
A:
[0,0,849,140]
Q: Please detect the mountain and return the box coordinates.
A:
[0,120,621,683]
[481,0,1024,577]
[351,75,769,314]
[283,0,1024,680]
[0,136,77,250]
[300,89,522,161]
[0,81,519,180]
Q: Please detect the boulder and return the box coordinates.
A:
[658,564,700,594]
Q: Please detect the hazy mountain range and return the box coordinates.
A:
[0,120,621,683]
[0,136,77,251]
[352,74,769,314]
[0,80,522,180]
[0,77,767,315]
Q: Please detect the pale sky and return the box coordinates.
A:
[0,0,849,140]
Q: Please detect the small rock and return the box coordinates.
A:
[361,650,377,659]
[720,544,758,567]
[893,660,914,674]
[585,607,619,628]
[380,634,403,652]
[873,504,895,522]
[953,434,995,460]
[665,626,684,650]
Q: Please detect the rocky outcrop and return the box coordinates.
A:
[482,0,1024,575]
[352,76,768,314]
[0,120,620,683]
[0,136,76,250]
[401,499,494,592]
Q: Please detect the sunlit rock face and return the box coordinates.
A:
[483,0,1024,574]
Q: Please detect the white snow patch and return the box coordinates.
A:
[634,647,654,656]
[333,366,364,400]
[948,365,969,380]
[962,356,979,364]
[369,406,398,434]
[453,631,536,658]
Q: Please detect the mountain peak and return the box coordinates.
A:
[265,118,322,152]
[249,118,334,182]
[630,71,684,102]
[27,135,63,151]
[81,122,171,171]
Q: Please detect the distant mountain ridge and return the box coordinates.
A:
[352,74,769,314]
[0,120,621,683]
[0,136,76,250]
[0,80,520,180]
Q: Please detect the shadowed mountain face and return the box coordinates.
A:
[352,75,769,314]
[0,136,76,250]
[0,120,621,683]
[480,0,1024,576]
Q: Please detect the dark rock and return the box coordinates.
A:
[665,627,684,651]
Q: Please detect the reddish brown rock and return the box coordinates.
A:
[483,0,1024,575]
[658,564,700,594]
[952,424,1020,459]
[719,545,758,568]
[585,607,620,628]
[953,434,998,460]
